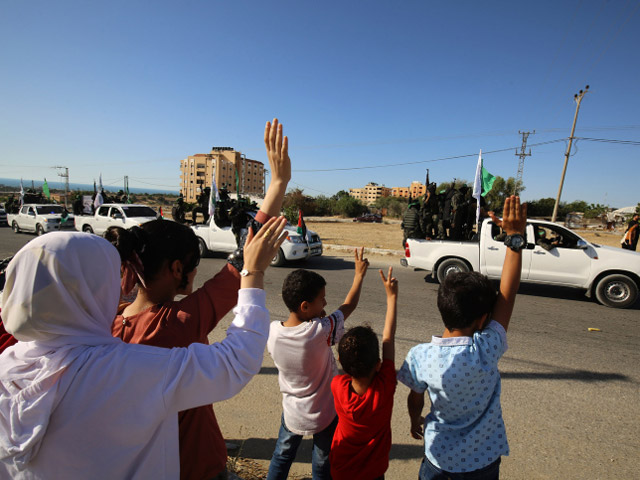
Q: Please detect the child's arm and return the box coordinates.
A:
[259,119,291,217]
[407,390,425,439]
[379,267,398,362]
[337,247,369,320]
[491,195,527,333]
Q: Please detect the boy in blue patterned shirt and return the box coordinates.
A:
[398,196,527,479]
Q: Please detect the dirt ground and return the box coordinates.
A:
[306,218,626,252]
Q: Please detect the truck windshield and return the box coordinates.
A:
[121,206,157,217]
[36,206,65,215]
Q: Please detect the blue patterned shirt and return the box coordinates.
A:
[397,320,509,473]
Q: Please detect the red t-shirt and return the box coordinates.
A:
[330,359,397,480]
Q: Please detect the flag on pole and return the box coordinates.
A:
[208,177,220,218]
[297,210,307,239]
[93,174,104,209]
[19,179,24,207]
[43,178,51,199]
[235,165,240,200]
[472,151,496,226]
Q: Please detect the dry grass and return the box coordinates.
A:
[306,219,403,251]
[305,218,626,251]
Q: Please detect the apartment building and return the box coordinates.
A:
[349,182,391,206]
[392,181,426,199]
[179,147,265,203]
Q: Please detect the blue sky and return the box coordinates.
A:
[1,0,639,206]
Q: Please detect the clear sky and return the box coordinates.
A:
[1,0,639,207]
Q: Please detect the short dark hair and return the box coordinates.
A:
[105,219,199,289]
[437,272,497,330]
[281,269,326,312]
[338,326,379,378]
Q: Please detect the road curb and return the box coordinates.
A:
[323,243,404,256]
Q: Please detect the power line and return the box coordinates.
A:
[580,0,640,81]
[574,137,640,145]
[292,139,567,173]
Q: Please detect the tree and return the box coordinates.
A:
[334,196,367,217]
[483,176,524,212]
[374,195,408,218]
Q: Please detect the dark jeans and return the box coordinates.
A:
[419,456,501,480]
[266,414,338,480]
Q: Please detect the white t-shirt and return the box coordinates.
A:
[267,310,345,435]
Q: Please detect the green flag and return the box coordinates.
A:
[481,166,495,197]
[43,178,51,199]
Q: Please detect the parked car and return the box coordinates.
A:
[401,217,640,308]
[353,213,382,223]
[192,216,323,267]
[8,204,75,235]
[75,204,158,236]
[0,207,7,226]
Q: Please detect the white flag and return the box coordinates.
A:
[93,173,104,209]
[208,177,219,217]
[472,150,483,227]
[19,178,24,207]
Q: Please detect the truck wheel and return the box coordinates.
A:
[198,238,209,258]
[271,248,286,267]
[594,274,638,308]
[436,258,470,284]
[83,225,94,234]
[12,221,20,233]
[36,224,44,236]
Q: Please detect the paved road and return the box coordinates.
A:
[1,228,638,479]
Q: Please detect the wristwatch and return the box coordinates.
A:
[503,234,526,252]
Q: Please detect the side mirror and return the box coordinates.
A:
[526,243,536,250]
[576,239,589,250]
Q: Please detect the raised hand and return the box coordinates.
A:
[264,118,291,185]
[243,216,288,275]
[354,247,369,278]
[501,196,527,235]
[379,267,398,298]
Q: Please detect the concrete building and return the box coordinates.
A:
[179,147,265,203]
[349,182,391,206]
[392,181,426,199]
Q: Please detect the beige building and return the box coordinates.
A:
[180,147,265,203]
[349,182,391,206]
[392,181,426,199]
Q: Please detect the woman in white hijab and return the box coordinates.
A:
[0,217,287,479]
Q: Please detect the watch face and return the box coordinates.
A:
[512,235,524,247]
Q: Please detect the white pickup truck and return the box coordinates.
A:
[192,217,323,267]
[75,204,158,236]
[401,218,640,308]
[9,204,75,235]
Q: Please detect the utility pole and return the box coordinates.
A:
[53,166,69,209]
[514,130,534,195]
[551,85,589,223]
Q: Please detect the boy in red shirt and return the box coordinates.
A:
[330,267,398,480]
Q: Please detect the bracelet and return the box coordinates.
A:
[240,269,265,277]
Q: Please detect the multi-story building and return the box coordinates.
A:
[392,181,426,199]
[179,147,265,203]
[349,182,391,206]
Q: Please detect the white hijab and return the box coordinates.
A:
[0,232,121,470]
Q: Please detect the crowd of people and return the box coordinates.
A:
[402,183,487,247]
[0,117,530,480]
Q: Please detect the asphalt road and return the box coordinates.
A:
[1,227,638,479]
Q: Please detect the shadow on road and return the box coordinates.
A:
[226,436,424,466]
[502,370,631,382]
